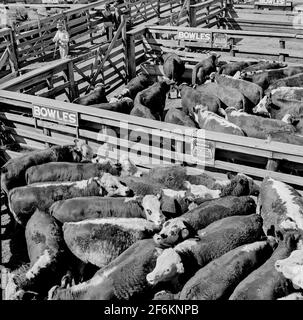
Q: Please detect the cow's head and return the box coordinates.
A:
[252,94,272,118]
[95,173,132,196]
[207,52,221,65]
[146,248,184,286]
[94,83,111,93]
[119,154,143,177]
[226,172,260,196]
[74,139,95,162]
[153,218,194,247]
[282,114,300,127]
[142,194,166,226]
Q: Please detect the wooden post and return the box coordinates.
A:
[125,31,136,80]
[67,60,78,101]
[122,15,128,83]
[189,0,196,27]
[229,37,235,57]
[43,127,51,148]
[8,28,19,72]
[279,39,286,62]
[157,0,161,19]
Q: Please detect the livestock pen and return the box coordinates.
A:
[1,0,303,188]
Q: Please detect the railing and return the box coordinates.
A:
[0,88,302,190]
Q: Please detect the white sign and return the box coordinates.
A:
[191,138,215,166]
[32,105,78,126]
[257,0,286,5]
[178,31,211,43]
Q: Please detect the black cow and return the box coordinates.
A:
[241,61,287,76]
[218,61,258,76]
[73,83,110,105]
[192,54,220,85]
[115,73,154,100]
[90,97,133,114]
[159,52,185,98]
[164,108,197,127]
[132,79,173,120]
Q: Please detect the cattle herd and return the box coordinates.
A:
[1,138,303,300]
[70,52,303,156]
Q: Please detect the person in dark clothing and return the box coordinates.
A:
[102,3,115,41]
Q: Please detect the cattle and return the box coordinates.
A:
[63,217,160,267]
[241,60,287,76]
[164,108,197,127]
[115,73,154,100]
[229,232,301,300]
[132,79,173,120]
[196,82,248,111]
[259,177,303,235]
[266,73,303,94]
[89,97,133,114]
[275,247,303,290]
[8,173,131,225]
[146,214,264,288]
[179,238,277,300]
[25,161,122,184]
[225,108,303,145]
[193,109,246,136]
[159,52,185,98]
[253,87,303,122]
[215,74,263,110]
[130,103,157,120]
[278,293,303,300]
[23,210,67,294]
[218,61,258,76]
[1,142,93,195]
[48,239,162,300]
[49,194,165,226]
[180,83,224,118]
[192,53,220,85]
[242,66,303,91]
[72,83,110,105]
[153,196,256,248]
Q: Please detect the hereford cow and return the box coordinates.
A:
[49,194,165,226]
[193,109,245,136]
[196,82,248,111]
[192,54,219,85]
[8,173,132,225]
[243,66,303,91]
[215,74,263,110]
[225,108,303,145]
[72,83,110,105]
[229,232,301,300]
[1,142,93,195]
[115,73,154,100]
[25,161,122,184]
[259,177,303,235]
[266,73,303,94]
[180,83,225,118]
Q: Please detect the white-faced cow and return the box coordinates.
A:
[8,173,132,225]
[49,194,165,226]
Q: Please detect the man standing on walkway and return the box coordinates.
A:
[53,21,70,59]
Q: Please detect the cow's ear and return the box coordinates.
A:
[156,193,162,201]
[176,262,184,274]
[227,172,236,180]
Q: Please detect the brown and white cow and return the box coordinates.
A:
[259,177,303,235]
[193,109,245,136]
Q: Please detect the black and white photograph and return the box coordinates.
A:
[1,0,303,307]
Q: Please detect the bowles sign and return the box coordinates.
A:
[257,0,286,4]
[32,105,79,126]
[177,31,211,43]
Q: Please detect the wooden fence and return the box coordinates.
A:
[0,88,302,190]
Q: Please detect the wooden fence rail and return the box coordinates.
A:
[0,88,302,190]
